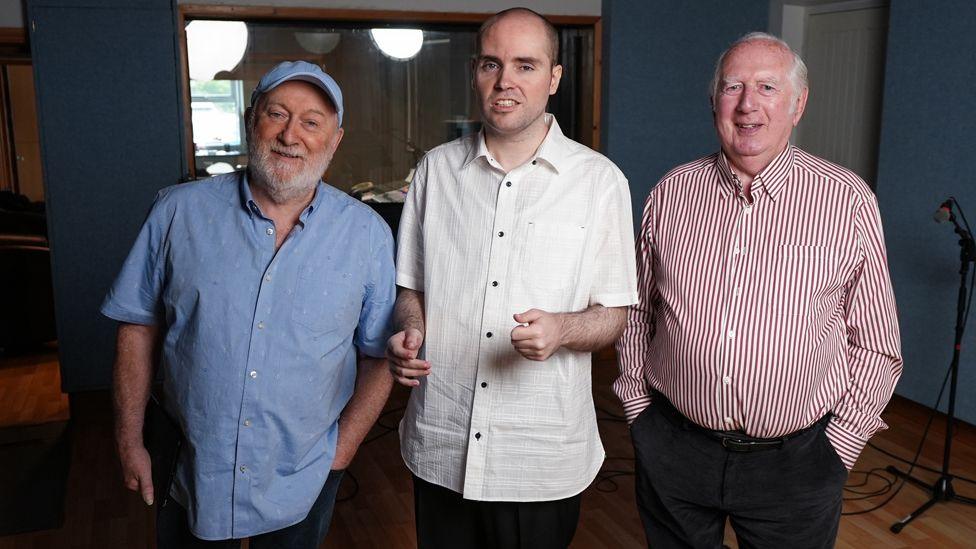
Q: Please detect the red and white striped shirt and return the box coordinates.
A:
[614,145,902,469]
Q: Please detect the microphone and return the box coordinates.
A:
[934,199,953,224]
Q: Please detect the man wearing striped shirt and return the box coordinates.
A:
[615,32,902,547]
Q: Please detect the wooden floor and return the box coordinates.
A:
[0,348,69,428]
[0,352,974,548]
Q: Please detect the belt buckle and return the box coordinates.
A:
[721,437,782,452]
[721,437,746,451]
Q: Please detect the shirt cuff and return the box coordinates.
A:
[589,290,639,309]
[824,417,869,470]
[621,394,652,424]
[395,273,423,292]
[100,301,158,326]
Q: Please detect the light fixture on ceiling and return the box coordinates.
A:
[295,32,342,55]
[369,28,424,61]
[186,20,249,81]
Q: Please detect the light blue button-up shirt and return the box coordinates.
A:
[101,171,395,539]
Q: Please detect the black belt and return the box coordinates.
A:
[650,390,828,453]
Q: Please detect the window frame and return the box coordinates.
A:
[177,4,602,179]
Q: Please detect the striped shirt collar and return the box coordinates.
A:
[716,144,796,202]
[462,113,567,174]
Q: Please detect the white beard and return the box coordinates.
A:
[247,136,333,205]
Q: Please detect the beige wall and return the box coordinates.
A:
[0,3,23,28]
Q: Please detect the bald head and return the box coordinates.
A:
[477,7,559,67]
[710,32,808,109]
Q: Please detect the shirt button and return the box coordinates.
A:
[724,417,734,425]
[266,227,274,236]
[733,247,740,255]
[481,382,488,388]
[744,207,752,215]
[243,419,251,427]
[491,281,498,287]
[475,432,482,440]
[240,465,247,473]
[249,370,258,379]
[505,181,512,187]
[497,231,504,237]
[727,330,735,339]
[531,160,537,165]
[723,376,732,385]
[264,275,272,282]
[486,332,493,338]
[733,287,742,296]
[257,321,265,329]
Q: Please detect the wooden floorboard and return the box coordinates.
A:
[0,348,69,428]
[0,352,973,547]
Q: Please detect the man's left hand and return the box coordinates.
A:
[511,309,565,361]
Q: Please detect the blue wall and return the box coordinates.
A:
[601,0,768,229]
[875,1,976,423]
[28,0,186,391]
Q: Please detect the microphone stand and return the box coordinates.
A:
[887,206,976,533]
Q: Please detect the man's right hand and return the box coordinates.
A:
[387,328,430,387]
[119,441,154,506]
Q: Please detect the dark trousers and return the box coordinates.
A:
[413,475,582,549]
[156,469,345,549]
[630,399,847,549]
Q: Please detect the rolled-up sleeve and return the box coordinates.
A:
[589,166,638,308]
[355,216,396,358]
[395,155,428,292]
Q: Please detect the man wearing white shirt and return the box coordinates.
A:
[387,8,638,548]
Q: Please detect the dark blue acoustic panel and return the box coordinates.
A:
[875,0,976,423]
[601,0,768,229]
[27,0,185,391]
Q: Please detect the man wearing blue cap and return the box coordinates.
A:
[103,61,396,548]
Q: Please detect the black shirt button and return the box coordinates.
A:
[475,432,482,440]
[491,281,498,287]
[498,231,504,237]
[481,382,488,388]
[506,181,512,187]
[486,332,493,338]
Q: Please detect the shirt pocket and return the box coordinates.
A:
[291,263,362,334]
[768,244,837,317]
[522,222,586,292]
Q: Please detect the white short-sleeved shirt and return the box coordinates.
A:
[396,115,638,501]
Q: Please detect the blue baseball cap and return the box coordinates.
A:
[250,60,344,127]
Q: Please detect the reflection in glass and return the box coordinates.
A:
[185,19,593,203]
[369,29,424,60]
[186,21,249,81]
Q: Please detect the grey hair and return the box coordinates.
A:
[709,31,809,109]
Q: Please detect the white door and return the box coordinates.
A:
[797,5,888,185]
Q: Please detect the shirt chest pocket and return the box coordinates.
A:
[291,264,363,334]
[766,244,839,317]
[521,222,587,292]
